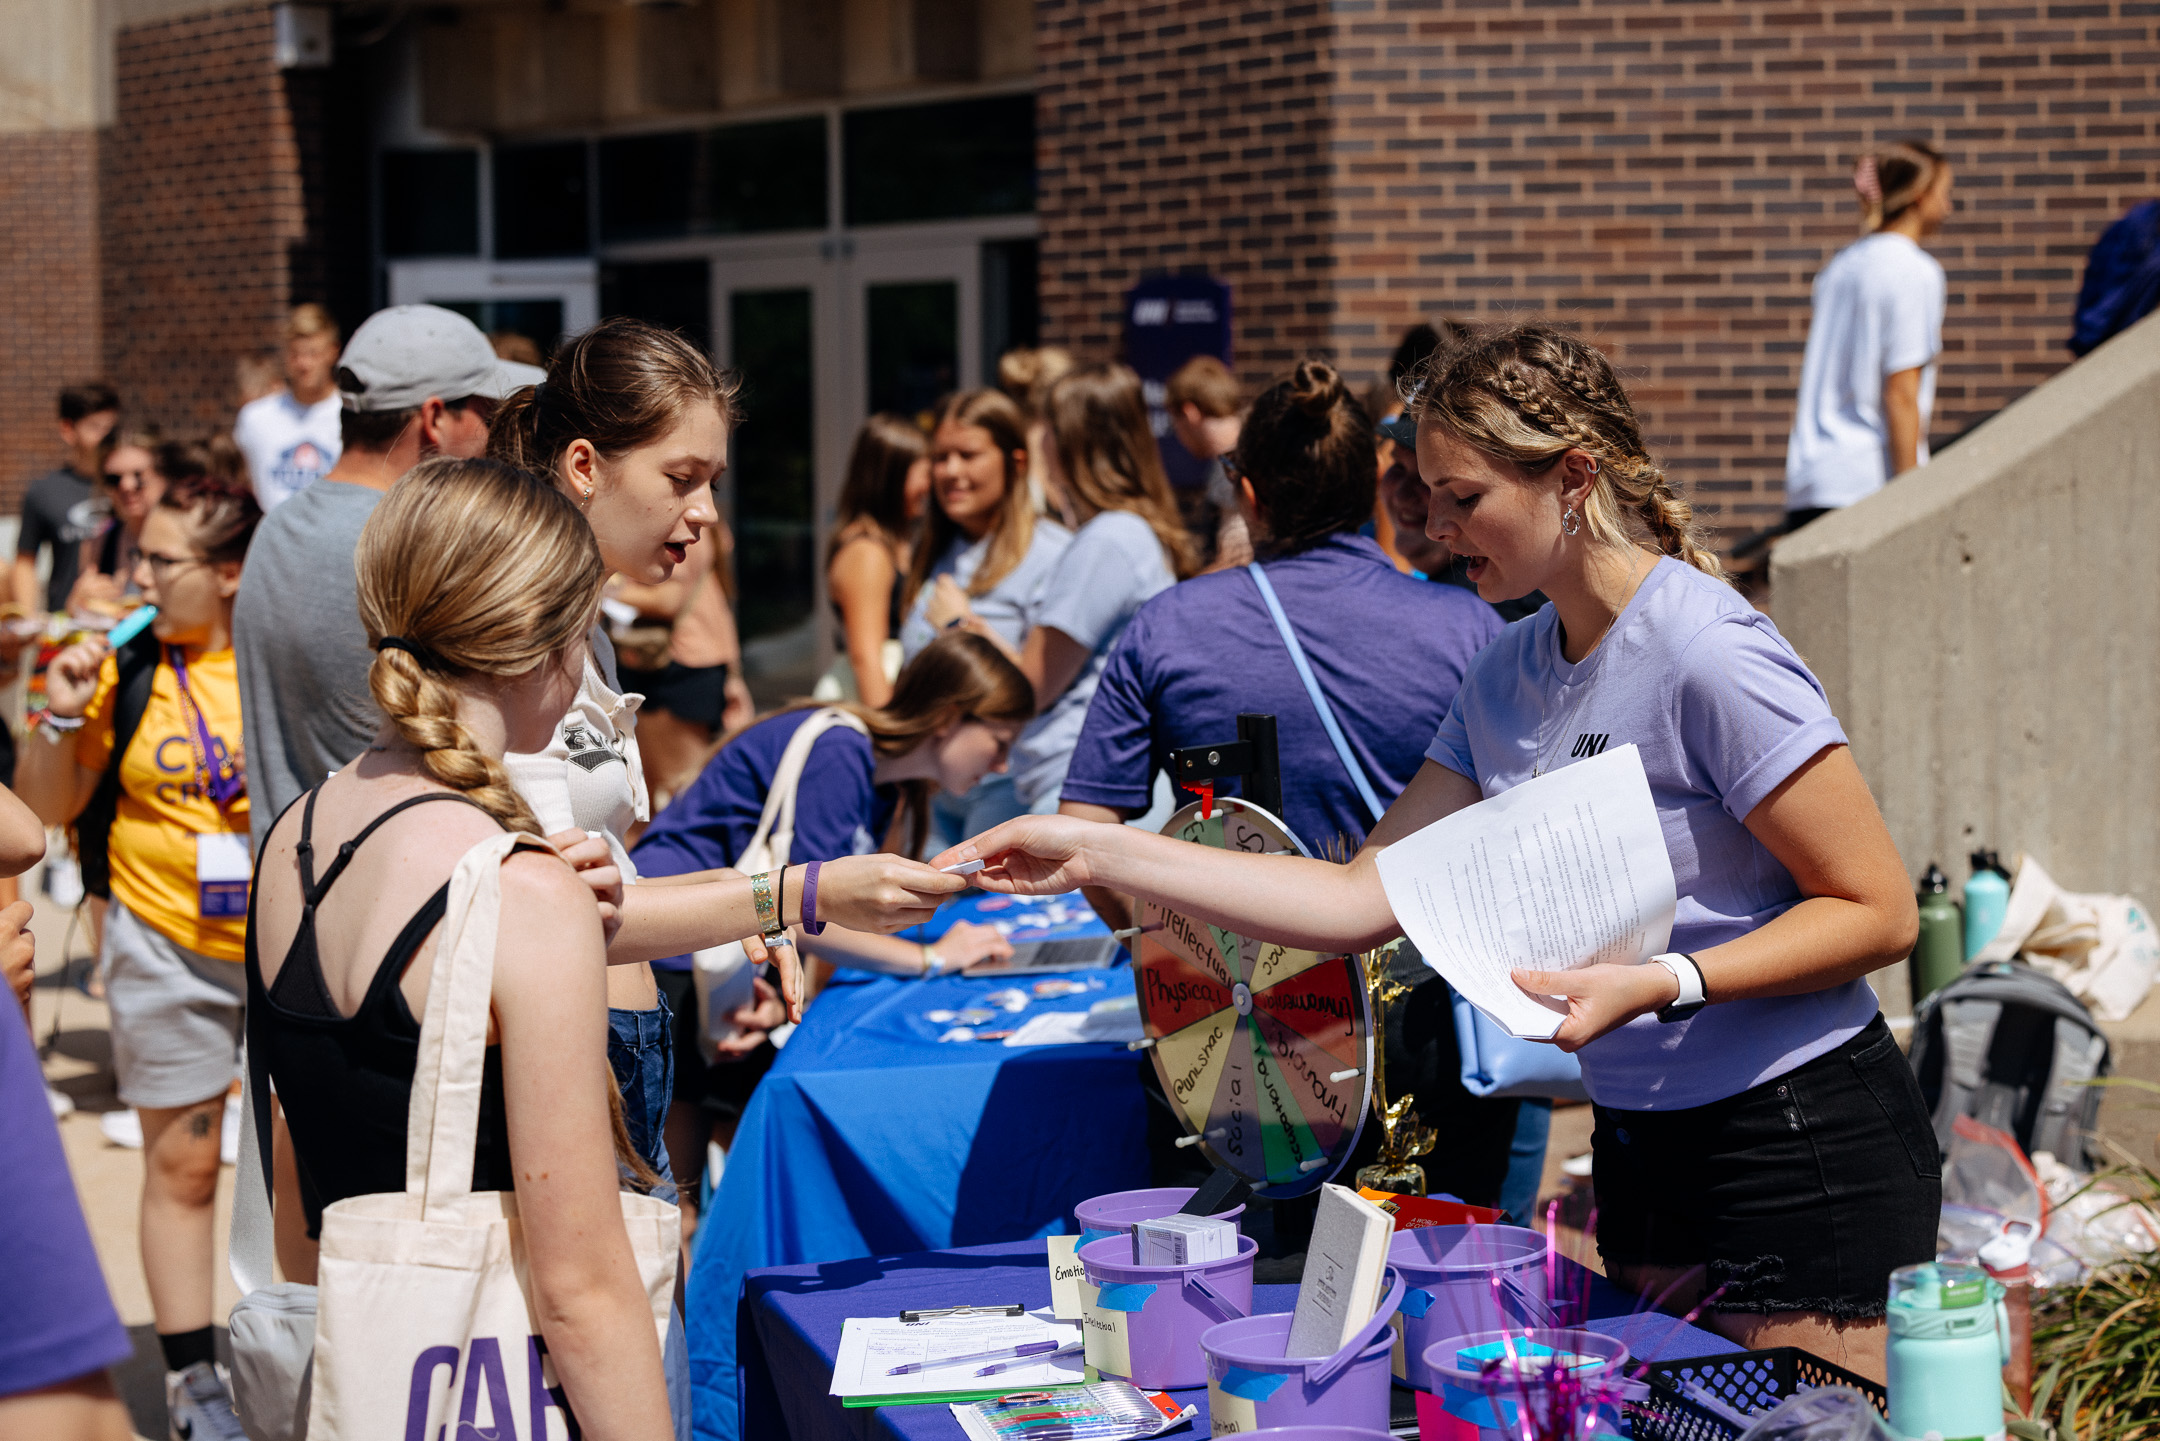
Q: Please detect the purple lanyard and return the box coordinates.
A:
[166,647,245,809]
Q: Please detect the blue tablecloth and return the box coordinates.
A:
[688,893,1153,1441]
[738,1237,1744,1441]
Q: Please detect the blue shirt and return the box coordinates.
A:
[1062,534,1505,857]
[1427,557,1876,1111]
[632,709,899,970]
[898,521,1073,661]
[1008,511,1177,807]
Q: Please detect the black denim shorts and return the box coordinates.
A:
[1590,1012,1941,1319]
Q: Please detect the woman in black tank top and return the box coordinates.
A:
[248,459,674,1438]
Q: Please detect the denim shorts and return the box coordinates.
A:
[1590,1012,1941,1318]
[607,993,675,1182]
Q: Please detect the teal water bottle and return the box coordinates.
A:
[1963,851,2011,962]
[1911,863,1964,1005]
[1886,1261,2008,1441]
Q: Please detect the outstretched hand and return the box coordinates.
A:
[1510,961,1681,1052]
[932,815,1102,895]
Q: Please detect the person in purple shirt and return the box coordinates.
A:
[1059,360,1532,1212]
[947,326,1931,1382]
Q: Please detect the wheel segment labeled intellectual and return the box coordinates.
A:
[1132,798,1373,1198]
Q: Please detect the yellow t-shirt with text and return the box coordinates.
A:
[76,647,250,961]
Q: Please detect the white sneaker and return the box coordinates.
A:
[45,1084,73,1119]
[220,1093,239,1166]
[165,1359,246,1441]
[100,1108,143,1149]
[43,849,82,908]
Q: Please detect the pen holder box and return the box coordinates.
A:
[1387,1225,1554,1391]
[1416,1328,1629,1441]
[1073,1186,1247,1250]
[1200,1269,1404,1434]
[1077,1232,1256,1389]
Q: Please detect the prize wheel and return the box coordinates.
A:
[1132,798,1373,1198]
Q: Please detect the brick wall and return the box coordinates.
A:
[1040,0,2160,541]
[0,128,101,514]
[102,3,311,441]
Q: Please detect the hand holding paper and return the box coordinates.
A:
[1375,745,1676,1041]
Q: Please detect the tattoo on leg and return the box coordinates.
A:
[187,1109,215,1139]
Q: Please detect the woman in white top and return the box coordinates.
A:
[486,320,965,1173]
[1784,141,1954,521]
[944,326,1935,1379]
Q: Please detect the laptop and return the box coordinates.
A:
[962,934,1123,977]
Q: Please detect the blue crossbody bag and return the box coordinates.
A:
[1247,565,1587,1101]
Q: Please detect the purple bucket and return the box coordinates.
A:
[1240,1430,1396,1439]
[1073,1186,1247,1250]
[1199,1270,1405,1434]
[1419,1328,1629,1441]
[1077,1232,1256,1389]
[1387,1225,1553,1391]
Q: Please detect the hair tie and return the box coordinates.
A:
[375,636,444,671]
[1853,155,1882,204]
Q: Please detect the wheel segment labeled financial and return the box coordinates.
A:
[1132,798,1373,1197]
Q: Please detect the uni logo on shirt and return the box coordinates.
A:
[1570,733,1612,759]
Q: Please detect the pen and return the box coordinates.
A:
[976,1341,1082,1376]
[888,1339,1065,1376]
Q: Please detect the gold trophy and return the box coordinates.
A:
[1354,942,1436,1195]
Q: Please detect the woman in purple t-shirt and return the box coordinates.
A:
[944,326,1932,1379]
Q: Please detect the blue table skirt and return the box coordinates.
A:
[688,893,1152,1441]
[740,1238,1744,1441]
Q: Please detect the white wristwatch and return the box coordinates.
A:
[1652,952,1707,1023]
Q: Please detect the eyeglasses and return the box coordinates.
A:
[103,466,153,487]
[137,551,208,579]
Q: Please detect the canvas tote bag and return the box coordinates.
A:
[692,707,871,1055]
[300,830,679,1440]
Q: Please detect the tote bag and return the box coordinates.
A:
[304,831,679,1440]
[692,707,872,1056]
[1246,566,1585,1103]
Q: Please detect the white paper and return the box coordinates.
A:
[1375,744,1675,1040]
[1001,1000,1143,1048]
[830,1311,1084,1398]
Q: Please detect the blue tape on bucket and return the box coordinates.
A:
[1400,1287,1436,1318]
[1094,1282,1157,1312]
[1218,1366,1288,1403]
[1077,1227,1117,1249]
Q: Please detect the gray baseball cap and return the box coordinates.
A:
[336,304,547,413]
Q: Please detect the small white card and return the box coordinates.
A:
[196,831,251,919]
[1047,1235,1085,1320]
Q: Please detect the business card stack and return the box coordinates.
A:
[1131,1213,1239,1266]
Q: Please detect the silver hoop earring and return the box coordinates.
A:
[1561,505,1582,537]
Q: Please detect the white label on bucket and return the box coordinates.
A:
[1047,1236,1085,1321]
[1078,1277,1132,1378]
[1207,1383,1258,1434]
[1389,1310,1407,1380]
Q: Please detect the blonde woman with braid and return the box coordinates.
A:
[943,325,1933,1380]
[249,459,672,1440]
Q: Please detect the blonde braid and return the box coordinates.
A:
[368,647,546,836]
[1603,457,1728,581]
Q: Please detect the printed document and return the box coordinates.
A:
[830,1311,1083,1399]
[1375,744,1675,1039]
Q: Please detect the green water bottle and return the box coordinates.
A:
[1911,863,1964,1005]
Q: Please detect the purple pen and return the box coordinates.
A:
[887,1338,1066,1376]
[975,1341,1082,1376]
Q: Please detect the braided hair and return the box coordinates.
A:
[1406,325,1727,582]
[355,457,607,834]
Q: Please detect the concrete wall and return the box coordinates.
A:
[1772,310,2160,1015]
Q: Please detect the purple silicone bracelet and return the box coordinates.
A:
[801,859,824,935]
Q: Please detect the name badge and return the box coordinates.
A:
[197,831,250,918]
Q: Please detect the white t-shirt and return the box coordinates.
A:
[234,390,343,512]
[1784,231,1946,512]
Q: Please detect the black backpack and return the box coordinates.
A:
[1908,959,2111,1171]
[71,628,163,901]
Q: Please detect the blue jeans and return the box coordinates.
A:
[607,992,676,1182]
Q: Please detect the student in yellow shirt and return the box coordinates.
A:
[18,452,260,1436]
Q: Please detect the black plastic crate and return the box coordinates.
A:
[1628,1348,1890,1441]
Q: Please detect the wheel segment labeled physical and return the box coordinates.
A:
[1131,798,1373,1197]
